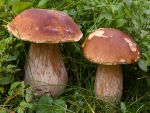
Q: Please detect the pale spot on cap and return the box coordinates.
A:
[64,29,73,33]
[81,43,85,48]
[119,59,126,63]
[99,59,103,64]
[124,37,137,52]
[137,56,140,59]
[88,29,108,40]
[48,28,58,32]
[36,27,38,30]
[96,57,99,60]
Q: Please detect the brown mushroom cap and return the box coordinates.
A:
[7,8,83,43]
[82,28,140,65]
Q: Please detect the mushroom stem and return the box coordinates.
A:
[94,64,123,104]
[24,43,68,97]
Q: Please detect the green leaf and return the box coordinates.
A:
[25,89,32,102]
[144,10,150,14]
[0,76,12,85]
[0,31,5,35]
[124,0,132,8]
[6,65,16,73]
[10,82,21,89]
[114,14,124,20]
[110,5,118,14]
[37,95,53,113]
[67,9,77,16]
[100,12,112,20]
[0,87,4,93]
[0,110,7,113]
[120,102,127,113]
[114,18,128,28]
[7,64,16,69]
[144,1,150,5]
[83,6,94,11]
[17,107,24,113]
[38,95,53,105]
[146,78,150,86]
[124,8,132,18]
[20,101,27,107]
[6,49,20,61]
[38,0,48,7]
[54,99,66,112]
[138,59,148,72]
[12,1,33,14]
[21,81,25,89]
[118,3,124,14]
[8,82,25,97]
[55,99,66,107]
[0,0,4,10]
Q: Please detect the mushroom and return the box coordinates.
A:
[7,8,83,97]
[82,28,140,104]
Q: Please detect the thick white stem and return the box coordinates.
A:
[94,65,123,104]
[24,43,68,97]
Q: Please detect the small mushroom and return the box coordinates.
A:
[7,8,83,97]
[82,28,140,104]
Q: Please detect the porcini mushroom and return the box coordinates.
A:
[82,28,140,103]
[7,8,83,97]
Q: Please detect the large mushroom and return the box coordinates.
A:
[7,8,83,97]
[82,28,140,103]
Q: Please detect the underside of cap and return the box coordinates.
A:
[82,28,140,65]
[7,8,83,43]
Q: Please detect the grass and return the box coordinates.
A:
[0,0,150,112]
